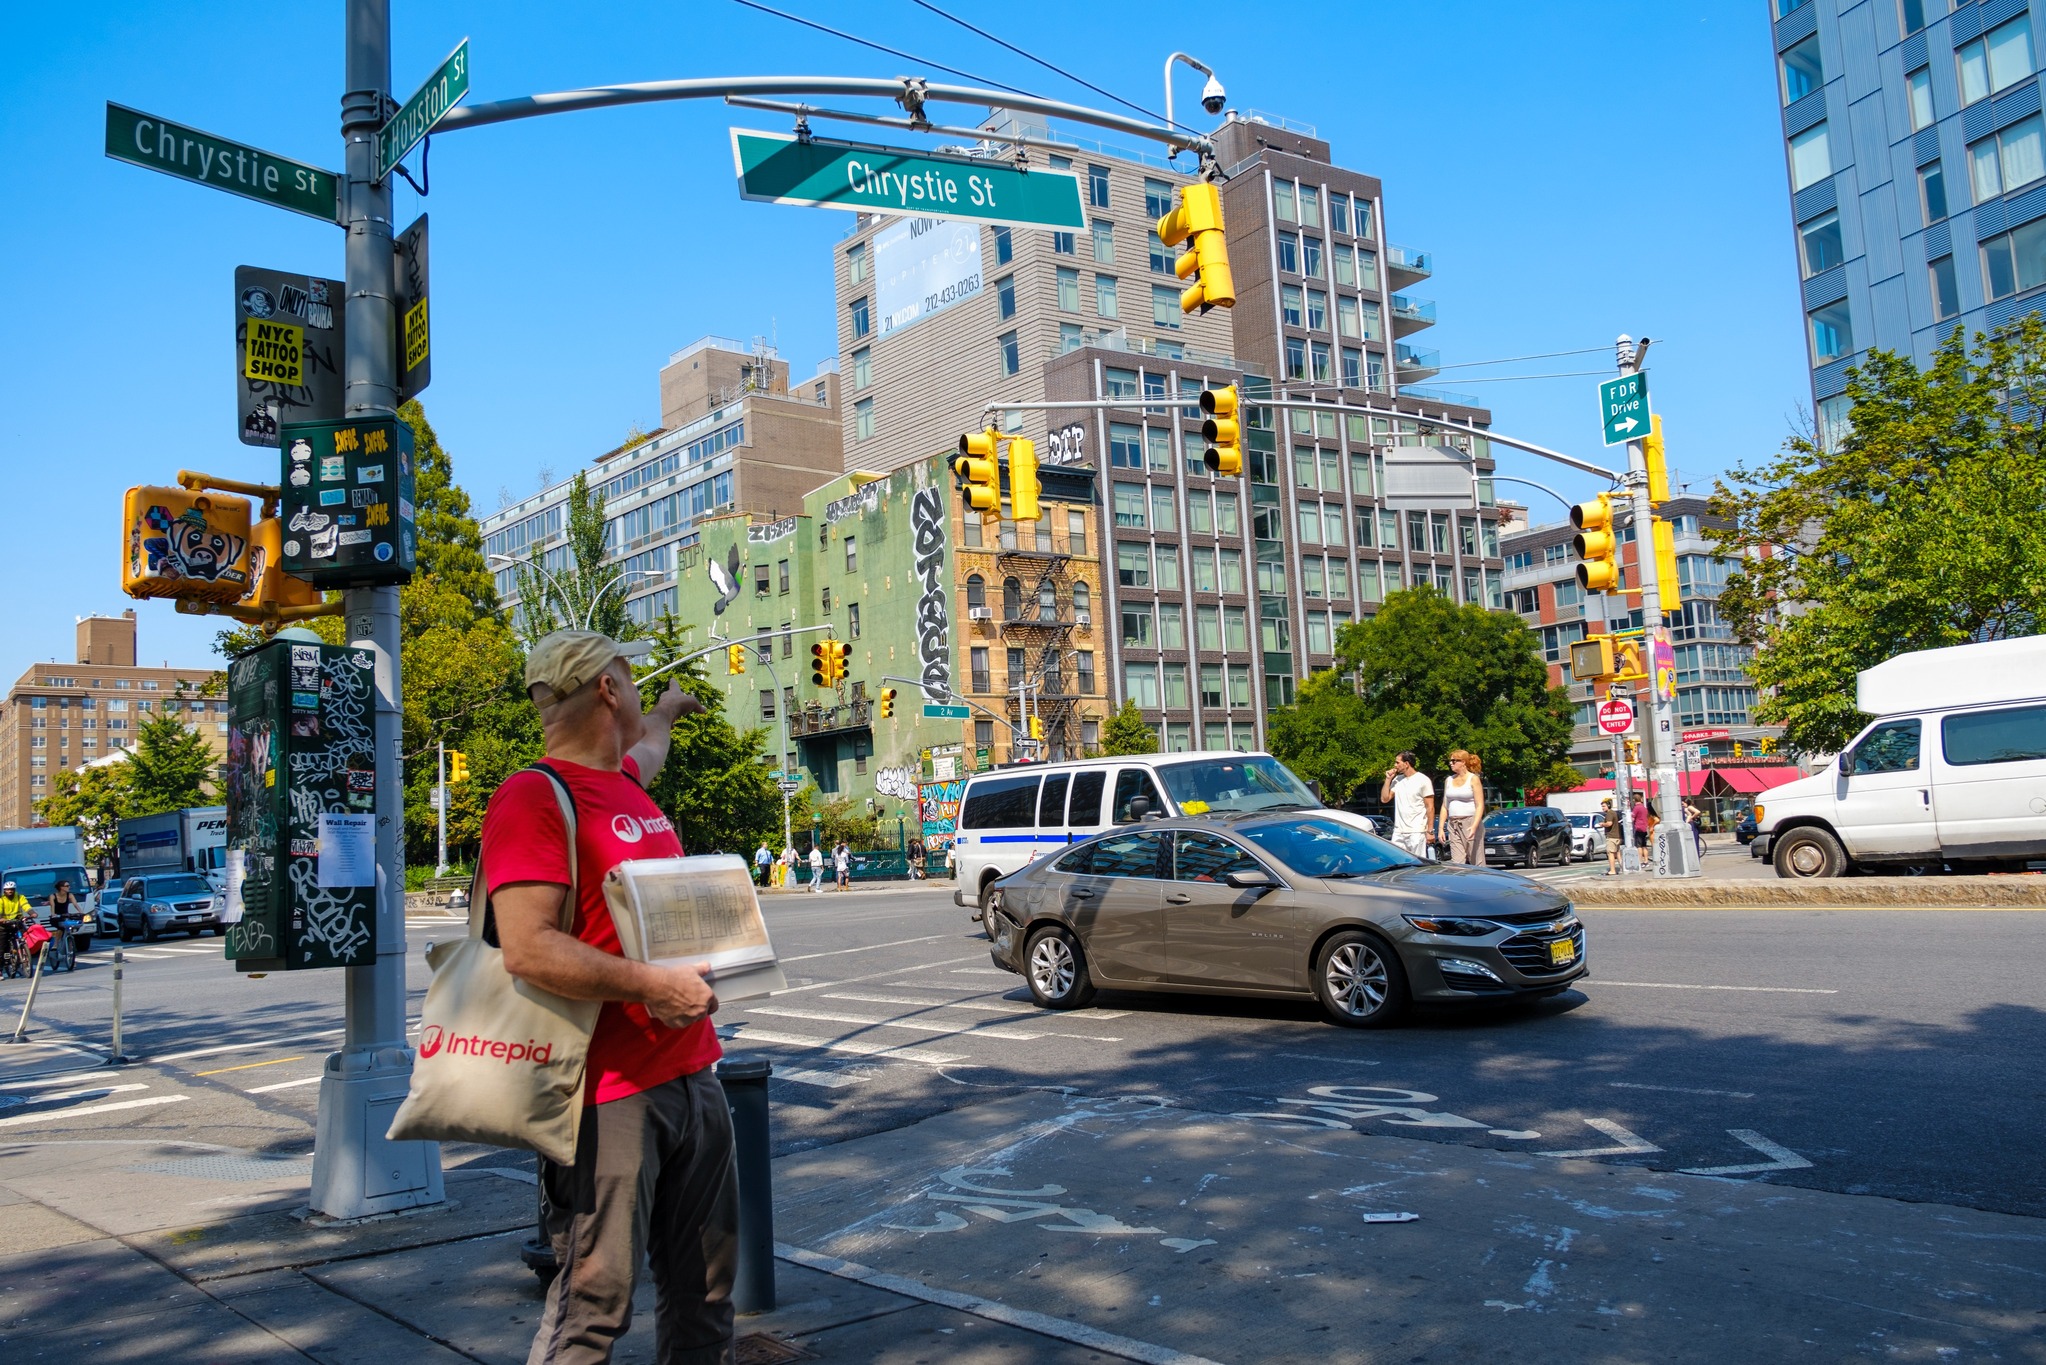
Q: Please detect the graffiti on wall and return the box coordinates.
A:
[911,485,951,701]
[706,542,743,615]
[875,765,918,800]
[919,778,965,854]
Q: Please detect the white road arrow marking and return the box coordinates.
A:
[1537,1117,1661,1158]
[1679,1129,1813,1176]
[1612,415,1640,435]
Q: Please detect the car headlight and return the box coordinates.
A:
[149,902,170,914]
[1402,914,1498,937]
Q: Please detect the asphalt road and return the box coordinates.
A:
[5,884,2042,1221]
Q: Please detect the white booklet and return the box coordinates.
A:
[600,854,787,1002]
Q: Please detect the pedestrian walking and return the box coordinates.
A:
[1631,796,1651,853]
[908,840,927,880]
[1684,800,1707,862]
[753,842,772,888]
[1436,750,1486,865]
[833,840,851,891]
[475,629,734,1364]
[1600,798,1624,875]
[808,843,825,892]
[1379,752,1436,859]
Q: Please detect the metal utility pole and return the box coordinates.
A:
[314,0,444,1219]
[1615,335,1698,878]
[435,740,447,878]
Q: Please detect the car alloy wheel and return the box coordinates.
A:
[1024,925,1096,1010]
[1314,931,1409,1029]
[1526,844,1542,870]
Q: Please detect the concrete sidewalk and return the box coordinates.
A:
[3,1060,2040,1362]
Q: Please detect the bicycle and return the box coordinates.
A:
[44,918,77,974]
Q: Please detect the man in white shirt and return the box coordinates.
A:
[1379,751,1436,858]
[808,843,826,892]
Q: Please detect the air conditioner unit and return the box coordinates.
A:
[1074,610,1092,626]
[968,606,993,621]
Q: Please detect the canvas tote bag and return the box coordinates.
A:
[387,764,603,1164]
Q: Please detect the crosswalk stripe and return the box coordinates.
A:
[743,1004,1119,1044]
[775,1067,867,1089]
[724,1026,963,1065]
[0,1094,188,1129]
[867,988,1130,1020]
[22,1083,149,1105]
[246,1075,323,1094]
[0,1070,119,1091]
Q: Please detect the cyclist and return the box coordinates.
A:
[0,882,30,978]
[45,878,82,972]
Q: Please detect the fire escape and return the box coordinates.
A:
[996,542,1082,760]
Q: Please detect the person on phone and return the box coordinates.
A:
[481,630,732,1365]
[1379,752,1435,859]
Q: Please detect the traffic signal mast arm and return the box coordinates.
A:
[879,674,1029,741]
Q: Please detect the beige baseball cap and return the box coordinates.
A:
[525,630,653,707]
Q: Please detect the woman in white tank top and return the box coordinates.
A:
[1438,750,1486,865]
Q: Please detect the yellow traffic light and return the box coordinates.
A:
[1199,386,1241,477]
[810,641,831,686]
[1568,636,1614,682]
[449,751,469,784]
[726,644,747,676]
[1156,183,1234,314]
[1643,414,1670,505]
[1570,493,1622,593]
[879,687,897,719]
[1650,516,1680,614]
[954,429,1000,514]
[1613,640,1646,681]
[1028,715,1044,741]
[1008,437,1041,523]
[1624,738,1641,764]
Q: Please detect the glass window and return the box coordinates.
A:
[1076,650,1096,695]
[1333,243,1356,287]
[1311,341,1332,383]
[1942,703,2046,765]
[1328,557,1350,599]
[1337,295,1362,338]
[1306,613,1332,655]
[1159,603,1186,651]
[1110,422,1142,468]
[1930,254,1961,320]
[1355,200,1374,239]
[1056,266,1080,311]
[1199,662,1224,706]
[1298,184,1321,228]
[852,346,871,388]
[1215,490,1240,536]
[1105,367,1139,399]
[1809,300,1854,361]
[1849,719,1921,774]
[1163,661,1190,709]
[1067,829,1166,876]
[1227,663,1252,706]
[1093,219,1115,264]
[1360,300,1382,341]
[1277,232,1299,274]
[992,226,1013,265]
[998,330,1020,377]
[1976,115,2046,203]
[847,241,868,284]
[1959,18,2034,106]
[1059,321,1083,354]
[1284,336,1307,379]
[1292,447,1318,489]
[1297,504,1323,545]
[997,274,1016,320]
[1223,605,1249,651]
[1340,347,1361,388]
[1324,505,1347,547]
[849,296,870,338]
[1274,180,1296,221]
[1111,770,1167,824]
[1780,35,1823,104]
[1897,0,1924,32]
[1172,830,1263,883]
[1096,274,1119,319]
[1302,556,1326,599]
[1908,67,1935,131]
[1156,544,1181,591]
[1145,178,1175,221]
[1302,237,1323,279]
[1187,491,1214,535]
[1153,284,1182,328]
[1124,661,1161,708]
[1123,603,1154,648]
[1068,508,1088,554]
[1981,216,2046,298]
[1281,284,1303,327]
[1151,484,1178,532]
[1088,163,1110,208]
[1196,605,1221,648]
[1192,550,1219,595]
[1052,230,1075,254]
[844,535,858,572]
[1219,549,1246,594]
[854,397,875,440]
[1328,193,1350,236]
[1921,161,1949,223]
[1307,289,1328,331]
[1117,541,1151,586]
[1319,448,1340,489]
[1242,816,1420,876]
[961,773,1041,828]
[1799,210,1843,277]
[1147,425,1172,471]
[1113,484,1148,529]
[1789,123,1832,191]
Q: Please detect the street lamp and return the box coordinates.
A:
[487,552,575,626]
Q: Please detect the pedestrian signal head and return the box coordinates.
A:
[1570,493,1621,593]
[1199,386,1242,477]
[1568,637,1614,682]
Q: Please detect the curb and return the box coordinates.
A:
[1567,876,2046,908]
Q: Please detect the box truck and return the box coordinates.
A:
[1752,635,2046,877]
[117,806,230,892]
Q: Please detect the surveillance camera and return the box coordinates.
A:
[1201,75,1227,115]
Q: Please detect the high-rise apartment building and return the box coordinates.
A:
[480,335,843,627]
[1771,0,2046,441]
[0,611,227,828]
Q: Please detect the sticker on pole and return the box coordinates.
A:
[1597,698,1636,735]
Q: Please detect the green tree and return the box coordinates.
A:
[36,763,133,864]
[1100,698,1159,756]
[402,399,499,614]
[1712,322,2046,755]
[634,611,785,856]
[1268,587,1573,797]
[126,701,217,814]
[511,471,634,646]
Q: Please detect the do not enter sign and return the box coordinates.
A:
[1598,698,1637,735]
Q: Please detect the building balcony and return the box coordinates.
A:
[1390,294,1436,336]
[789,698,871,738]
[1394,342,1440,382]
[1385,244,1432,289]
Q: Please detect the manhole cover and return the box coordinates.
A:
[735,1332,814,1363]
[133,1155,314,1183]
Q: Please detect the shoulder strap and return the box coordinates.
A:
[472,762,581,945]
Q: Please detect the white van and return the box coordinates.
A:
[1754,636,2046,877]
[949,751,1363,913]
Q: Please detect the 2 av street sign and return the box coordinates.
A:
[1597,697,1637,736]
[378,38,470,182]
[1598,373,1649,446]
[923,704,972,720]
[732,129,1085,230]
[105,103,339,223]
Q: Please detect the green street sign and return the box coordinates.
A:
[105,103,339,223]
[731,129,1085,230]
[1598,373,1650,446]
[378,38,470,181]
[923,704,972,720]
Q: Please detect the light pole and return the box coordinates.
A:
[582,568,663,631]
[487,551,576,632]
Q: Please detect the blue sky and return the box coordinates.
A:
[0,1,1805,673]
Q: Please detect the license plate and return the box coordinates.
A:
[1549,938,1577,966]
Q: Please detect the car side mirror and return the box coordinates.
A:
[1305,779,1323,802]
[1224,869,1277,891]
[1836,752,1851,776]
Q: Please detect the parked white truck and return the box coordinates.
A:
[1753,635,2046,877]
[116,806,229,893]
[0,826,92,940]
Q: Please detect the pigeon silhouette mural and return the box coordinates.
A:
[708,542,743,615]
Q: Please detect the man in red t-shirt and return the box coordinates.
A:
[483,629,732,1364]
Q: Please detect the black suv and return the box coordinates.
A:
[1481,807,1575,869]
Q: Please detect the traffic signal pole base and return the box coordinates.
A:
[1655,828,1703,879]
[309,1046,445,1220]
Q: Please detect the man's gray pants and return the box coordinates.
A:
[530,1067,738,1364]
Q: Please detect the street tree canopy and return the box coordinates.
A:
[1100,698,1159,756]
[1713,322,2046,755]
[1268,587,1574,801]
[125,703,217,815]
[36,763,132,865]
[634,611,786,857]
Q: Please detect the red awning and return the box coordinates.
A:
[1708,766,1809,795]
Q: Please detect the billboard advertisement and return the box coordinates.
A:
[876,216,982,339]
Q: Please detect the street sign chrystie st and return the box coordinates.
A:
[732,129,1085,230]
[1599,373,1649,446]
[105,103,339,223]
[378,38,470,181]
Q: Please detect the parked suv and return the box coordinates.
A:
[1481,808,1574,869]
[117,874,222,942]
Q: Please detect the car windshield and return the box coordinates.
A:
[146,876,213,899]
[1155,756,1319,815]
[1483,809,1535,829]
[5,867,89,902]
[1568,814,1596,828]
[1239,817,1420,878]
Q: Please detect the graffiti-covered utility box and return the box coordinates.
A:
[121,487,254,603]
[223,636,380,973]
[278,416,417,587]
